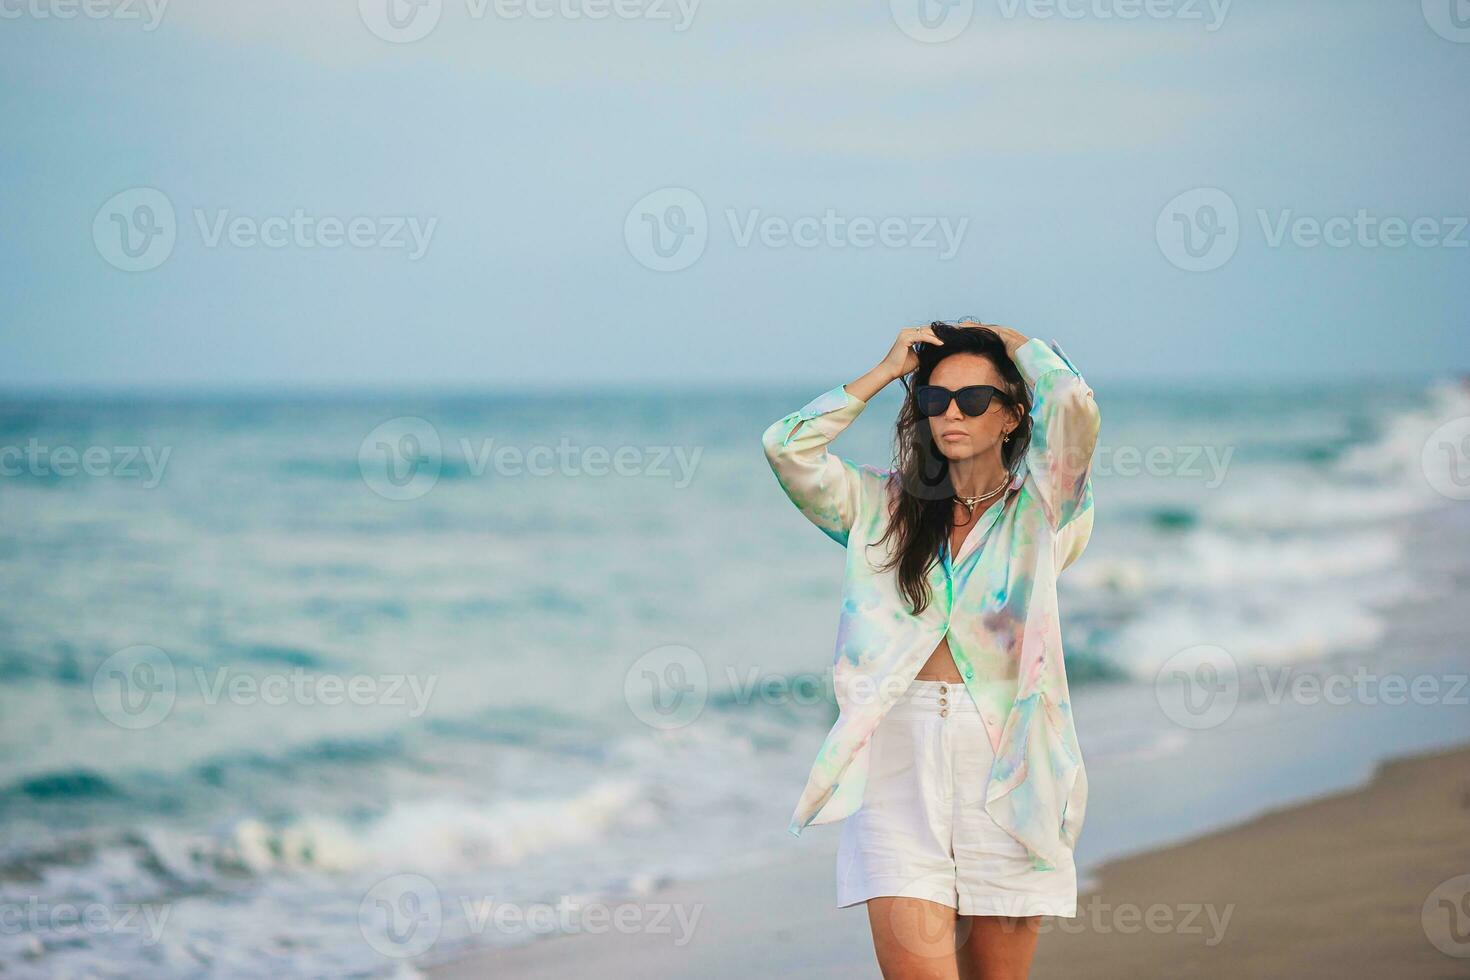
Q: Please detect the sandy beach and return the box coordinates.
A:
[429,741,1470,978]
[1030,742,1470,978]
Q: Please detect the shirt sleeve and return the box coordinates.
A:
[1014,337,1100,532]
[1053,502,1094,572]
[761,383,871,548]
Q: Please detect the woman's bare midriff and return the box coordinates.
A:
[913,506,976,683]
[914,635,965,683]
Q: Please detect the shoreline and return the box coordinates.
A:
[425,739,1470,978]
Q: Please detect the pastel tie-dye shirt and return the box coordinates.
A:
[761,337,1100,872]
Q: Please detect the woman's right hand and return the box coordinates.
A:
[880,323,945,380]
[844,323,949,403]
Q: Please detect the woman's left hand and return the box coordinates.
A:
[956,319,1029,358]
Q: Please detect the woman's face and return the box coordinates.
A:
[924,353,1020,463]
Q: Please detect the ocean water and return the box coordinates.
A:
[1,377,1467,977]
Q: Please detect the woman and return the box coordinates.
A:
[761,319,1099,979]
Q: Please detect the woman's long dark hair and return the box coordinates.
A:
[871,322,1033,616]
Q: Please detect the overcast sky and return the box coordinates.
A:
[3,0,1467,388]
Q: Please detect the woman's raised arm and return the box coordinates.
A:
[1016,339,1100,532]
[979,323,1101,532]
[760,325,944,546]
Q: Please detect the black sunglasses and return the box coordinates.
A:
[914,384,1011,418]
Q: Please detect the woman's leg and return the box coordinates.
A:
[945,685,1061,979]
[865,896,964,980]
[955,914,1041,980]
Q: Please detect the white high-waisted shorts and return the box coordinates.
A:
[836,678,1078,917]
